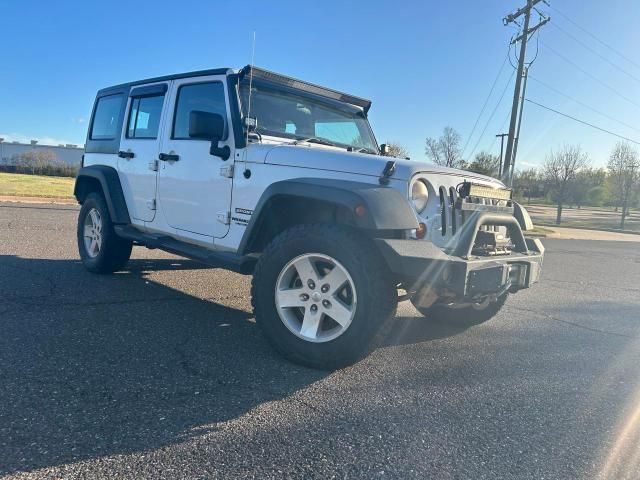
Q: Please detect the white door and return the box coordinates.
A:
[158,76,235,238]
[118,83,169,222]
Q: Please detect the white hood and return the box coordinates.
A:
[262,144,505,187]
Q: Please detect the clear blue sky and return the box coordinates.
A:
[2,0,639,168]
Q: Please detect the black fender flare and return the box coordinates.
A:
[237,178,418,255]
[74,165,131,224]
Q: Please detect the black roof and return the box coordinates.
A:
[97,67,233,95]
[96,65,372,112]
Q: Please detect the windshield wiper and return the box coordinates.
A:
[290,137,339,147]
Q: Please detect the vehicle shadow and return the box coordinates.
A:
[382,308,491,347]
[0,254,479,475]
[0,255,328,475]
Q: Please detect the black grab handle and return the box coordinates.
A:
[159,153,179,162]
[118,150,135,159]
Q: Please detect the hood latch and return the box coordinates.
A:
[379,160,396,185]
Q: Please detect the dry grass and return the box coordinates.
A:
[0,172,75,198]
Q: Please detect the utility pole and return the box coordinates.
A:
[502,0,550,184]
[510,66,529,181]
[496,133,508,176]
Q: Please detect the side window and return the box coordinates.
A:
[126,95,165,139]
[90,94,124,140]
[172,82,227,139]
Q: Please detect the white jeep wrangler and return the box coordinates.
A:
[75,65,544,369]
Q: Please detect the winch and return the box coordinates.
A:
[472,229,513,256]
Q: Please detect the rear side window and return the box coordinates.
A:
[127,95,165,139]
[90,94,124,140]
[172,82,227,139]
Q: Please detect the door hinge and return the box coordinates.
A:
[147,199,156,210]
[217,211,230,225]
[219,165,234,178]
[148,159,159,171]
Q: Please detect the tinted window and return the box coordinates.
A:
[173,82,227,139]
[90,94,123,140]
[127,95,164,139]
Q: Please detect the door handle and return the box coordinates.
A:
[159,153,180,162]
[118,150,135,159]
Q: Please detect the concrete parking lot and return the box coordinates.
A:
[1,202,640,479]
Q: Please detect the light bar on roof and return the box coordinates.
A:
[240,66,372,112]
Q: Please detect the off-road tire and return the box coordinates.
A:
[77,192,132,273]
[251,224,397,370]
[412,293,509,325]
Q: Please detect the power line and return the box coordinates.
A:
[467,70,515,161]
[528,75,640,134]
[525,98,640,145]
[541,41,640,110]
[461,53,510,158]
[547,4,640,71]
[549,22,640,84]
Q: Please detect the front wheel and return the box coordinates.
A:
[412,294,508,325]
[251,225,397,370]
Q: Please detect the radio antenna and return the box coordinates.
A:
[242,31,256,178]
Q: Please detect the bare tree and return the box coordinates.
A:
[542,145,590,225]
[383,141,410,159]
[607,142,639,229]
[467,151,500,177]
[12,150,58,174]
[425,127,463,168]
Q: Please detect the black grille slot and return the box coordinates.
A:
[449,187,457,235]
[439,186,447,236]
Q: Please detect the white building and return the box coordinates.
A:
[0,139,84,167]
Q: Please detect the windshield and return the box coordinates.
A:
[239,81,378,153]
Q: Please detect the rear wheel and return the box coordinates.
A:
[77,192,132,273]
[412,294,508,325]
[252,224,397,370]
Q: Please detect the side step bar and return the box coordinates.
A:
[114,225,257,275]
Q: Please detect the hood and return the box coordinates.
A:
[263,144,505,187]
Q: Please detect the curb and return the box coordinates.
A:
[0,195,78,205]
[535,222,640,236]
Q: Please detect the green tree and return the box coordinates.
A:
[567,168,607,208]
[513,168,541,204]
[467,151,500,177]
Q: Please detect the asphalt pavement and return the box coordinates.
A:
[1,202,639,479]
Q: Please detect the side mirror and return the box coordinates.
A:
[188,111,230,160]
[380,144,390,156]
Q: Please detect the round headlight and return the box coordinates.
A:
[411,179,429,213]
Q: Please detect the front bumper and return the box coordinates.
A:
[375,212,544,302]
